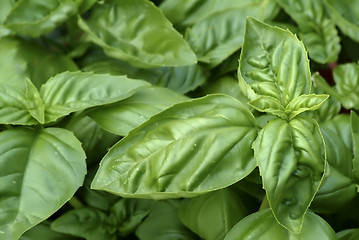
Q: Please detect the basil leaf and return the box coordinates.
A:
[248,96,286,119]
[351,111,359,189]
[20,222,77,240]
[224,209,337,240]
[239,18,311,106]
[325,0,359,42]
[178,189,248,240]
[0,128,86,239]
[89,87,189,136]
[51,208,116,240]
[332,63,359,109]
[253,117,326,233]
[92,94,258,199]
[185,1,277,67]
[135,200,197,240]
[285,94,329,119]
[25,78,45,124]
[4,0,77,37]
[276,0,340,63]
[78,0,196,68]
[0,0,14,38]
[40,71,150,123]
[337,228,359,240]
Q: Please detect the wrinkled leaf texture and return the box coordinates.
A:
[92,94,258,199]
[253,117,326,233]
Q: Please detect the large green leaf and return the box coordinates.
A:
[224,209,337,240]
[0,128,86,240]
[0,0,14,38]
[325,0,359,43]
[351,111,359,189]
[238,18,311,107]
[4,0,77,37]
[332,63,359,110]
[135,200,197,240]
[185,1,278,67]
[20,222,78,240]
[253,117,326,233]
[337,228,359,240]
[39,71,150,123]
[312,115,356,212]
[78,0,196,68]
[0,37,78,89]
[92,94,258,199]
[160,0,278,29]
[178,189,247,240]
[89,87,189,136]
[82,55,207,94]
[276,0,340,63]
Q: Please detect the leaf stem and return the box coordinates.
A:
[68,196,84,209]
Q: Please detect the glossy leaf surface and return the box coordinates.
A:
[92,94,258,199]
[178,189,247,240]
[325,0,359,42]
[253,117,326,233]
[89,87,189,136]
[224,209,337,240]
[332,63,359,109]
[40,71,150,123]
[78,0,196,68]
[285,94,328,119]
[0,128,86,240]
[276,0,340,63]
[4,0,77,37]
[239,17,311,106]
[185,1,277,67]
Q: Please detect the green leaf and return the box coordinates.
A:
[78,0,197,68]
[92,94,258,199]
[135,200,198,240]
[20,222,78,240]
[25,78,45,124]
[276,0,340,63]
[224,209,337,240]
[51,208,116,240]
[178,189,248,240]
[0,0,14,38]
[325,0,359,42]
[89,87,189,136]
[40,71,150,123]
[311,114,356,212]
[253,117,326,233]
[82,55,207,94]
[285,94,329,119]
[4,0,77,37]
[337,228,359,240]
[351,111,359,189]
[238,17,311,106]
[0,81,37,125]
[0,127,86,240]
[332,63,359,109]
[248,96,286,119]
[185,1,277,67]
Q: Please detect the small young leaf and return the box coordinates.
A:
[178,189,248,240]
[248,96,286,119]
[4,0,77,37]
[135,200,198,240]
[40,71,150,123]
[0,128,86,239]
[78,0,197,68]
[351,111,359,189]
[92,94,258,199]
[238,17,311,106]
[276,0,341,63]
[89,87,189,136]
[25,78,44,124]
[325,0,359,43]
[285,94,329,119]
[51,208,116,240]
[224,209,337,240]
[253,117,326,233]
